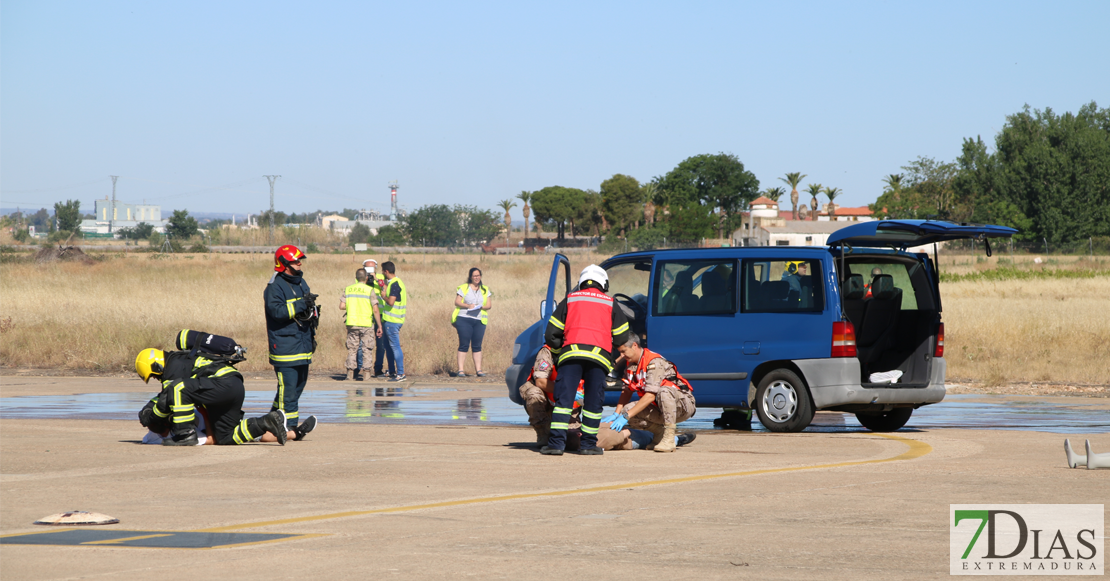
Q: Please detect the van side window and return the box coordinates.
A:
[654,260,737,316]
[742,259,824,313]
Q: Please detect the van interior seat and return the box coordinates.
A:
[760,280,794,310]
[842,274,867,329]
[856,274,902,364]
[699,269,731,312]
[661,271,699,314]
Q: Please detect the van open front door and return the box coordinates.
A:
[504,253,572,404]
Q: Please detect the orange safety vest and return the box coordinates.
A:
[623,348,693,404]
[564,288,614,349]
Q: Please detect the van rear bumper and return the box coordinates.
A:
[788,358,947,409]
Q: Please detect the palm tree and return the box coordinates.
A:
[881,174,904,194]
[805,183,823,221]
[763,186,786,204]
[779,172,807,220]
[516,191,531,239]
[497,199,516,246]
[641,182,658,225]
[823,187,842,219]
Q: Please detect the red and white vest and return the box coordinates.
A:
[623,348,694,402]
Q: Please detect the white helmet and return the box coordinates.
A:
[578,264,608,291]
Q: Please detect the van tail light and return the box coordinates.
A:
[832,321,857,358]
[934,322,945,358]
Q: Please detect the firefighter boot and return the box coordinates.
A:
[261,410,288,446]
[163,425,199,446]
[653,424,678,453]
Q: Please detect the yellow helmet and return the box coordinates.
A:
[784,261,803,275]
[135,348,165,383]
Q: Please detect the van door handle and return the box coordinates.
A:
[743,341,760,355]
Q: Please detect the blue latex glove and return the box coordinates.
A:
[609,415,629,432]
[600,412,620,425]
[574,390,584,404]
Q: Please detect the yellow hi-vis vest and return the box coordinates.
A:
[344,282,376,327]
[451,283,490,325]
[380,276,407,324]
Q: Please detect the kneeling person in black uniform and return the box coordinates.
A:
[135,330,314,446]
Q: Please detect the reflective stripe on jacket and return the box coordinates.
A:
[344,282,377,327]
[380,277,407,324]
[264,272,315,367]
[451,283,490,325]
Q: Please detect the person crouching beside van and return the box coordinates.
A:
[607,335,696,453]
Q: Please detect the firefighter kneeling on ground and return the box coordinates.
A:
[542,265,630,456]
[135,330,309,446]
[606,334,697,453]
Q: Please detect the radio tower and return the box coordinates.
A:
[388,181,399,221]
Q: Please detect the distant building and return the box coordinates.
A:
[79,198,168,235]
[733,198,874,246]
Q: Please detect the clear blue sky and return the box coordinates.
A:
[2,1,1107,218]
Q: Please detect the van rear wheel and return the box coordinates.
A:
[754,369,814,433]
[855,408,913,432]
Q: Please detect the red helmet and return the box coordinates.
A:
[274,244,306,272]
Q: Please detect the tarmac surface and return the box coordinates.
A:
[1,376,1107,580]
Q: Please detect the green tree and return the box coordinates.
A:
[575,189,604,237]
[457,205,501,245]
[348,223,371,247]
[530,186,583,240]
[118,222,154,240]
[497,199,517,246]
[369,225,406,246]
[667,204,716,242]
[53,199,82,233]
[779,172,807,220]
[166,210,199,240]
[627,224,668,250]
[402,204,460,247]
[956,102,1110,245]
[641,182,659,225]
[656,153,760,238]
[600,174,643,237]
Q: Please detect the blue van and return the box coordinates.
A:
[505,220,1016,432]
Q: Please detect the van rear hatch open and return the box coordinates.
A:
[827,220,1017,249]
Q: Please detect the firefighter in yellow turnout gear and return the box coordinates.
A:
[135,337,292,446]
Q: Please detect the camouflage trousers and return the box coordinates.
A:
[629,388,696,428]
[345,326,375,371]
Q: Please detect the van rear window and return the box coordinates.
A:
[741,260,824,313]
[654,260,737,316]
[847,262,918,310]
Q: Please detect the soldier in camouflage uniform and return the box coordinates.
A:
[519,345,584,449]
[609,335,696,453]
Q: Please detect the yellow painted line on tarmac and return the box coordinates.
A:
[81,533,173,545]
[199,433,931,533]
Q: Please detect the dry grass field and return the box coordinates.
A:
[0,251,592,378]
[1,249,1107,387]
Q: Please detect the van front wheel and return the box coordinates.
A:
[754,369,814,433]
[855,408,913,432]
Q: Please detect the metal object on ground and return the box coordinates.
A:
[34,511,119,526]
